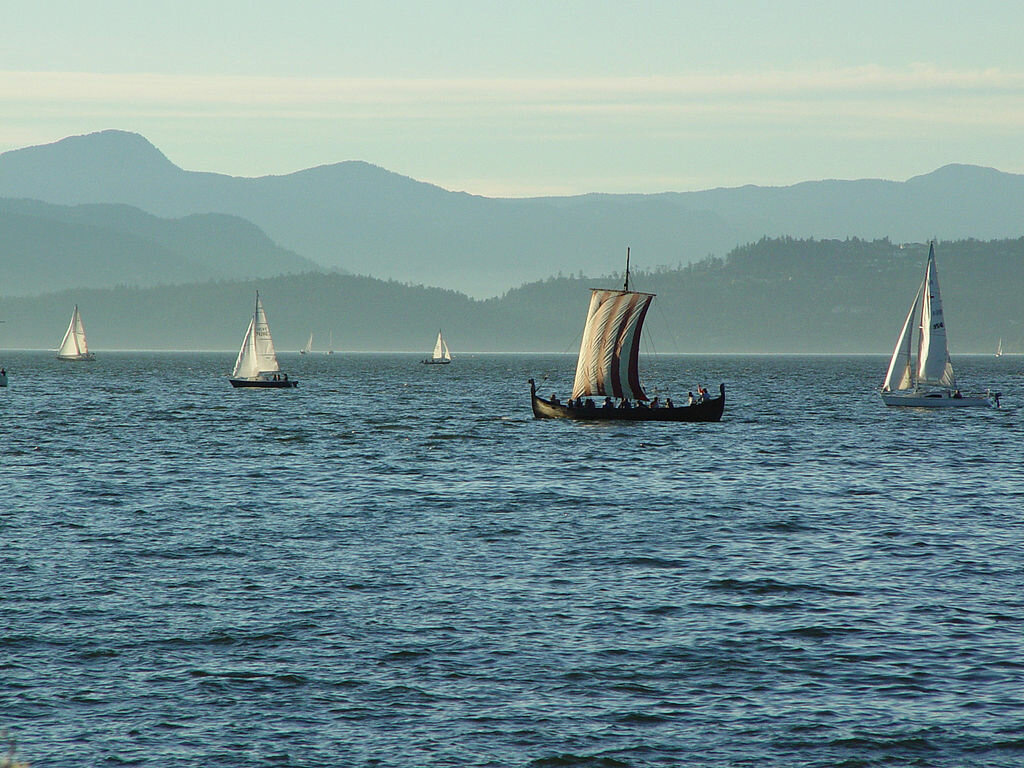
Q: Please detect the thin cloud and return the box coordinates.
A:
[2,66,1023,107]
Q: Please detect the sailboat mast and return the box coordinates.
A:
[623,247,631,292]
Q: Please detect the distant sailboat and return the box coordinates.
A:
[529,248,725,421]
[57,305,95,361]
[327,331,334,355]
[996,338,1003,357]
[422,330,452,365]
[880,243,997,408]
[300,332,313,355]
[229,292,297,388]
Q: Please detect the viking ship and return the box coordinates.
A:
[529,250,724,422]
[229,292,297,388]
[880,242,997,408]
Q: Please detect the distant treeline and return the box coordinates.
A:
[2,237,1021,354]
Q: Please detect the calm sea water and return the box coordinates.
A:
[2,352,1023,767]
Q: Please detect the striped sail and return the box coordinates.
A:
[232,292,281,379]
[571,289,654,401]
[916,244,956,388]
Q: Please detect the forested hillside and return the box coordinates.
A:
[1,238,1020,354]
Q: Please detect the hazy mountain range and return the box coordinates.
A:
[0,197,319,296]
[3,130,1024,297]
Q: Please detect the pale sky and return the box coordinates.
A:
[3,1,1024,196]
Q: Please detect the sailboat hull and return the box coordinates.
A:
[531,383,725,422]
[57,353,95,361]
[880,389,997,408]
[230,378,298,388]
[421,359,451,365]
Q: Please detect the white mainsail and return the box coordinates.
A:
[301,333,313,354]
[916,245,956,388]
[431,331,451,361]
[882,242,958,393]
[996,338,1003,357]
[57,305,92,359]
[232,292,282,379]
[571,288,654,401]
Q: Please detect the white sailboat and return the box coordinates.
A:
[880,243,997,408]
[229,291,297,388]
[56,305,95,361]
[300,332,313,355]
[996,338,1003,357]
[422,330,452,365]
[327,331,334,355]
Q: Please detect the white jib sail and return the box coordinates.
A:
[571,289,653,401]
[58,305,88,357]
[916,246,956,388]
[882,282,922,392]
[433,331,445,360]
[232,293,281,379]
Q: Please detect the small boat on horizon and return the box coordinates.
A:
[300,332,313,355]
[996,338,1003,357]
[529,249,724,422]
[422,330,452,365]
[57,305,95,361]
[880,242,997,408]
[229,292,297,388]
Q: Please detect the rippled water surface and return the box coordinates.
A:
[2,352,1023,767]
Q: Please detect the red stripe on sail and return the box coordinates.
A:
[627,296,651,400]
[606,293,628,399]
[610,293,640,400]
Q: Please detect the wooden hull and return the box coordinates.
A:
[880,389,997,408]
[230,378,298,388]
[531,381,725,422]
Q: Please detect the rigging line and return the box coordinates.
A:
[653,296,683,355]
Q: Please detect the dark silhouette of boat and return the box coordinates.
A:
[531,379,724,421]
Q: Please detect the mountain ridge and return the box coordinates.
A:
[0,196,322,296]
[5,131,1024,296]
